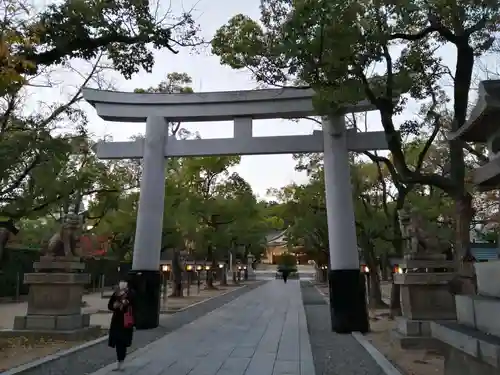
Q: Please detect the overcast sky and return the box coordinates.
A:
[29,0,497,199]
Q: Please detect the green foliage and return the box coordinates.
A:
[213,0,498,109]
[0,125,76,219]
[91,192,139,260]
[134,73,194,94]
[0,248,38,297]
[277,253,298,272]
[269,149,459,267]
[9,0,200,79]
[212,0,499,260]
[0,0,200,228]
[15,218,59,248]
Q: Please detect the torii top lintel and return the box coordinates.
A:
[82,87,378,122]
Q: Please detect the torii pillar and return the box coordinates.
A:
[323,115,369,333]
[128,116,168,329]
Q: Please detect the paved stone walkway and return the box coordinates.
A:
[91,280,315,375]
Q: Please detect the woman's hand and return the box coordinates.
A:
[113,301,121,309]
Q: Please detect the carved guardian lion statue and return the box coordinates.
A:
[46,214,81,257]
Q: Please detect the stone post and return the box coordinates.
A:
[128,116,168,330]
[322,115,369,334]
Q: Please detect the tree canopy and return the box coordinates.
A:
[0,0,201,226]
[212,0,499,260]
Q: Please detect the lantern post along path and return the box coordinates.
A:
[83,87,392,333]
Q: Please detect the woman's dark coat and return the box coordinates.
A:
[108,290,134,348]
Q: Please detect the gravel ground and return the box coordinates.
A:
[300,282,386,375]
[14,282,266,375]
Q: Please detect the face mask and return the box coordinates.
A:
[119,281,128,290]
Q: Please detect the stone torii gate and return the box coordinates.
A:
[83,87,389,334]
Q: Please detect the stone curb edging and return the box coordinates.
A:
[0,284,252,375]
[0,335,108,375]
[308,281,403,375]
[351,333,403,375]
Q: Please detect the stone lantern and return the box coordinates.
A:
[393,208,457,349]
[246,253,256,280]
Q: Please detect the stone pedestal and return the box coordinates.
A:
[246,267,256,280]
[393,254,456,349]
[246,254,256,280]
[0,256,101,340]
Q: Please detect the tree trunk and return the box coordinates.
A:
[360,237,385,308]
[316,269,327,283]
[389,191,407,318]
[380,252,389,281]
[450,42,475,294]
[0,229,9,270]
[205,244,218,290]
[366,253,385,308]
[368,270,385,309]
[455,193,477,294]
[206,270,214,288]
[455,194,474,261]
[169,249,183,297]
[221,265,228,286]
[389,278,401,319]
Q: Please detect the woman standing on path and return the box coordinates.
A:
[108,280,135,371]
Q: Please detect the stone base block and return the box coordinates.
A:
[396,317,432,336]
[432,321,500,373]
[445,345,500,375]
[475,261,500,298]
[14,314,90,331]
[34,260,85,272]
[391,329,443,351]
[456,294,500,337]
[24,272,90,285]
[0,326,103,342]
[394,318,444,351]
[24,274,89,315]
[395,279,457,320]
[34,255,84,272]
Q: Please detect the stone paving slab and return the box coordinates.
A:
[89,280,315,375]
[9,282,265,375]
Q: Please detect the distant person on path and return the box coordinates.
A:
[282,269,290,283]
[108,279,135,371]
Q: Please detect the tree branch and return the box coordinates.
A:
[463,142,489,164]
[465,16,488,37]
[363,151,400,185]
[390,27,437,41]
[416,118,440,172]
[416,91,441,172]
